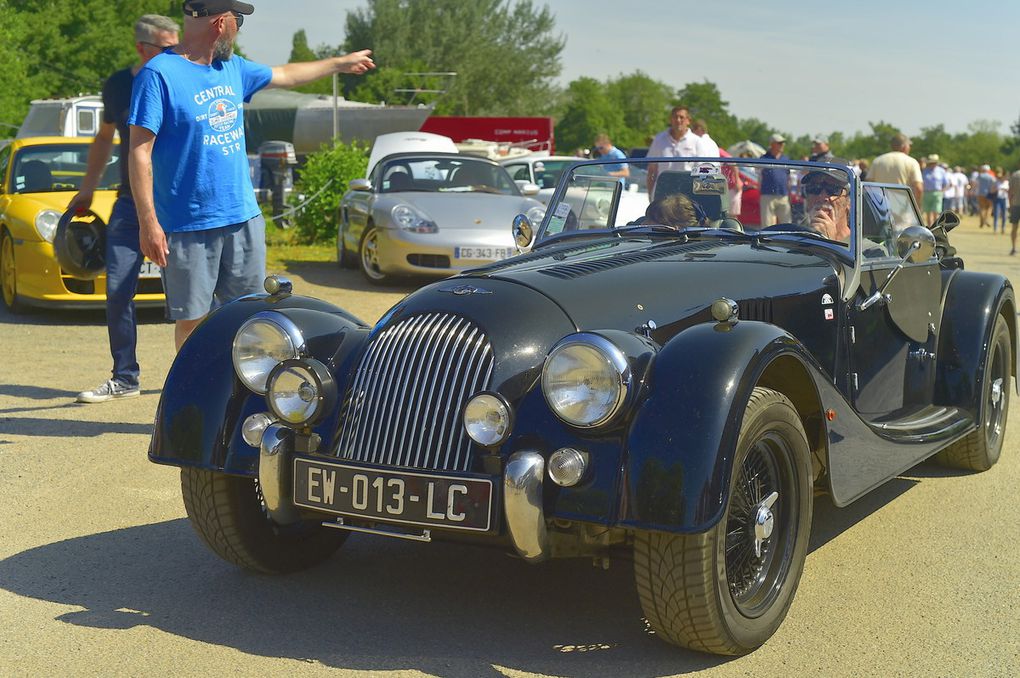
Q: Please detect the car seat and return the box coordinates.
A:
[387,172,413,192]
[451,163,490,188]
[19,160,52,193]
[653,170,723,221]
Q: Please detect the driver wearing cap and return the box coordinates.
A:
[802,168,851,242]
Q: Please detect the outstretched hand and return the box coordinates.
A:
[338,49,375,75]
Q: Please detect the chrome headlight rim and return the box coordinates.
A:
[265,358,336,427]
[462,391,514,447]
[232,311,306,394]
[542,332,631,429]
[35,209,62,243]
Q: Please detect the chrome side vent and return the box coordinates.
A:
[335,313,494,472]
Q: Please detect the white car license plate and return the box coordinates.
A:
[454,246,513,261]
[138,261,161,279]
[292,458,494,532]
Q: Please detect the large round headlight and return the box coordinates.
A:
[463,392,512,446]
[232,313,304,393]
[266,359,335,426]
[542,334,630,428]
[35,209,61,243]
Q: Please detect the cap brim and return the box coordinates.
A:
[234,1,255,14]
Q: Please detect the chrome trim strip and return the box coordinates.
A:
[258,424,301,525]
[322,518,432,542]
[504,450,549,562]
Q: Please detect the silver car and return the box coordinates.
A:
[338,153,545,284]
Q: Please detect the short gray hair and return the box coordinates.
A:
[135,14,179,44]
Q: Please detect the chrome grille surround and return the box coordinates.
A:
[335,313,494,472]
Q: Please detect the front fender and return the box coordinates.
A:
[148,293,370,475]
[620,320,824,534]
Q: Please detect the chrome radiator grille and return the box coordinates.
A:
[335,313,494,472]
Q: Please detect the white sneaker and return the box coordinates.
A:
[76,380,140,403]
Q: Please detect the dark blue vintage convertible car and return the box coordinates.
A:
[150,158,1015,655]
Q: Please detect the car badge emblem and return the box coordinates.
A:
[439,284,492,296]
[821,293,834,305]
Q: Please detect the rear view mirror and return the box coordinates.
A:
[896,225,936,263]
[512,213,534,251]
[348,178,372,192]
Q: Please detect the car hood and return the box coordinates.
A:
[394,192,542,230]
[459,235,842,334]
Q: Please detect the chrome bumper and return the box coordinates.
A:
[258,424,301,525]
[503,450,550,562]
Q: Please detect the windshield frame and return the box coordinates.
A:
[537,157,862,302]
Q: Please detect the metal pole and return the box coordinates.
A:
[332,73,339,145]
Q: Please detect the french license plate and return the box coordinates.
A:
[454,246,513,260]
[292,458,494,532]
[138,260,161,279]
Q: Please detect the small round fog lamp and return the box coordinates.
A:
[548,447,589,487]
[266,359,335,426]
[710,297,739,323]
[241,412,276,447]
[463,393,512,447]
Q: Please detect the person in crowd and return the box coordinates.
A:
[70,14,180,404]
[691,119,721,156]
[942,163,958,217]
[593,133,629,178]
[949,165,969,214]
[967,166,980,215]
[1009,166,1020,255]
[921,154,950,224]
[809,135,834,163]
[645,105,716,194]
[759,133,791,225]
[993,167,1009,234]
[129,0,374,350]
[644,193,702,230]
[868,133,922,204]
[976,164,998,229]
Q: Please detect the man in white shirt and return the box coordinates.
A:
[951,166,969,213]
[646,105,716,195]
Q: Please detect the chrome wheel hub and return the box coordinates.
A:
[752,491,779,558]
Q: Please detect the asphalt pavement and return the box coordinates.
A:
[1,215,1018,677]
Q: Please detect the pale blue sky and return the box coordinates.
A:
[239,0,1019,138]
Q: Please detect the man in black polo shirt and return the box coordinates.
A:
[71,14,179,403]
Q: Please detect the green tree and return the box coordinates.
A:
[676,80,738,146]
[339,0,564,115]
[289,140,370,244]
[605,71,674,150]
[554,77,624,155]
[288,30,333,96]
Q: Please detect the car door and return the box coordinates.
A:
[341,164,381,252]
[847,185,941,422]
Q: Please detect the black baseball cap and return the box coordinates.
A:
[183,1,255,17]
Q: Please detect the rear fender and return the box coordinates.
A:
[936,272,1017,417]
[620,321,825,534]
[148,293,370,475]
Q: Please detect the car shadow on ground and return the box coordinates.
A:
[280,259,429,295]
[0,416,153,438]
[0,520,728,677]
[0,305,168,327]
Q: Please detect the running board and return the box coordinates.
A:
[867,406,972,442]
[322,517,432,542]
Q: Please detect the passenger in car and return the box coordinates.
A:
[644,193,703,230]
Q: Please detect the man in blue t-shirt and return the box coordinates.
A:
[594,134,630,180]
[759,133,791,226]
[129,0,374,349]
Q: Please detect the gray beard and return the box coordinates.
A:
[213,38,234,60]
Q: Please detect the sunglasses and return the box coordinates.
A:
[231,11,244,27]
[804,183,847,196]
[139,41,177,49]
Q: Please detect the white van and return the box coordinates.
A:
[16,96,104,139]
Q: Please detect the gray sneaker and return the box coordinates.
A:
[76,380,140,403]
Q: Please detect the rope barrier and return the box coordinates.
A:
[265,176,336,223]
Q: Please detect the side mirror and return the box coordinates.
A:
[931,210,960,233]
[520,183,541,196]
[895,225,936,263]
[348,178,372,192]
[512,213,535,251]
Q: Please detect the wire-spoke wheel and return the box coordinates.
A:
[1,230,25,313]
[359,226,389,285]
[634,387,812,655]
[935,313,1012,471]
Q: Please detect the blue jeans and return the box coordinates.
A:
[993,197,1008,232]
[105,198,142,388]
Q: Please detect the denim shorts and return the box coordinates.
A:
[162,215,266,320]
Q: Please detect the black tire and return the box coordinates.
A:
[935,314,1011,471]
[1,230,25,314]
[180,467,346,574]
[634,387,813,655]
[358,225,390,285]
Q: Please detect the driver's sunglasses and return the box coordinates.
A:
[232,11,244,27]
[804,183,847,196]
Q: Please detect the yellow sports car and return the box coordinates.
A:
[0,136,164,312]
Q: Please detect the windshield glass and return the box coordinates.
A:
[10,144,121,194]
[540,157,857,252]
[379,156,520,196]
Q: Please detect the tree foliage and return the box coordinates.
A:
[339,0,564,115]
[554,77,624,154]
[289,140,370,244]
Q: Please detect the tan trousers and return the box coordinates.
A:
[760,194,791,225]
